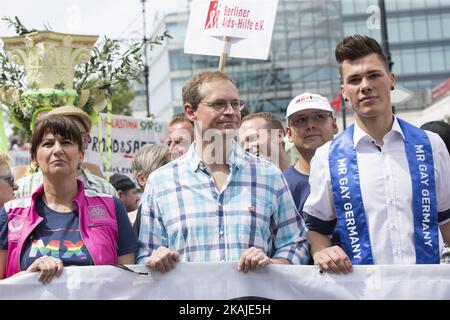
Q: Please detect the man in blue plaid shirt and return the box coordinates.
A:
[137,71,310,273]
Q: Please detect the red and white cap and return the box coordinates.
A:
[286,92,335,119]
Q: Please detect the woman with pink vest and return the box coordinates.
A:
[0,116,137,283]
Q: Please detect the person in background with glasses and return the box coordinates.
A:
[0,152,18,208]
[137,71,310,273]
[283,93,338,215]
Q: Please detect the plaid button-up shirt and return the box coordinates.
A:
[137,142,310,264]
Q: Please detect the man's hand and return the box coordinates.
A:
[144,246,180,273]
[27,256,64,284]
[237,247,271,273]
[313,245,353,274]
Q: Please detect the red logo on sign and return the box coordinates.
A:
[205,1,220,29]
[330,94,343,113]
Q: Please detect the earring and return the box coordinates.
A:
[77,163,81,170]
[344,98,348,102]
[391,86,394,91]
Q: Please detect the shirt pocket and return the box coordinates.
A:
[233,198,273,249]
[88,220,118,243]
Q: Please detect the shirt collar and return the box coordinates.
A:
[353,115,405,146]
[187,140,246,172]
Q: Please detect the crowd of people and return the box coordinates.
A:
[0,35,449,284]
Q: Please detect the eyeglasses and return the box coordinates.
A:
[289,113,333,128]
[0,172,15,187]
[202,99,245,112]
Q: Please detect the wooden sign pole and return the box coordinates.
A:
[218,36,230,72]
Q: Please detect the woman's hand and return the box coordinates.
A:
[27,256,64,283]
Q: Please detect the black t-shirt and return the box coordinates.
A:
[0,196,138,270]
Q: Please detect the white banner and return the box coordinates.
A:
[1,263,449,300]
[185,0,279,60]
[84,113,168,178]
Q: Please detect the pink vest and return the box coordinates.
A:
[4,181,118,277]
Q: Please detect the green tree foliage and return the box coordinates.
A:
[110,85,135,116]
[0,16,172,135]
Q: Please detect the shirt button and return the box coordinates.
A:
[391,225,397,231]
[219,230,224,236]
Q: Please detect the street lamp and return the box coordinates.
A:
[378,0,393,71]
[141,0,151,118]
[378,0,395,114]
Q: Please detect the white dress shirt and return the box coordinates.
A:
[303,117,450,264]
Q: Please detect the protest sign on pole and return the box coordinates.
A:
[84,113,168,178]
[185,0,279,70]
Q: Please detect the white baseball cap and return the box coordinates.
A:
[286,92,335,119]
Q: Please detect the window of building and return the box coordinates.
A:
[341,0,355,15]
[385,1,397,11]
[169,49,192,71]
[430,46,445,72]
[443,14,450,38]
[173,106,184,115]
[446,45,450,70]
[425,0,442,9]
[398,17,414,42]
[387,18,399,42]
[396,0,411,10]
[411,0,426,9]
[166,21,187,43]
[413,17,427,41]
[401,49,416,74]
[171,77,189,100]
[427,15,443,39]
[354,0,370,14]
[391,50,402,74]
[416,47,430,73]
[343,21,357,36]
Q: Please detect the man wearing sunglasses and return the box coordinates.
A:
[0,152,18,208]
[137,71,310,273]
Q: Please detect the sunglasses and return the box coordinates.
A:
[0,172,15,187]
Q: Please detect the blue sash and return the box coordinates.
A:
[329,118,439,264]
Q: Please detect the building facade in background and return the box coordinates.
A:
[136,0,450,128]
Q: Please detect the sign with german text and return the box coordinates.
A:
[84,113,167,178]
[185,0,279,60]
